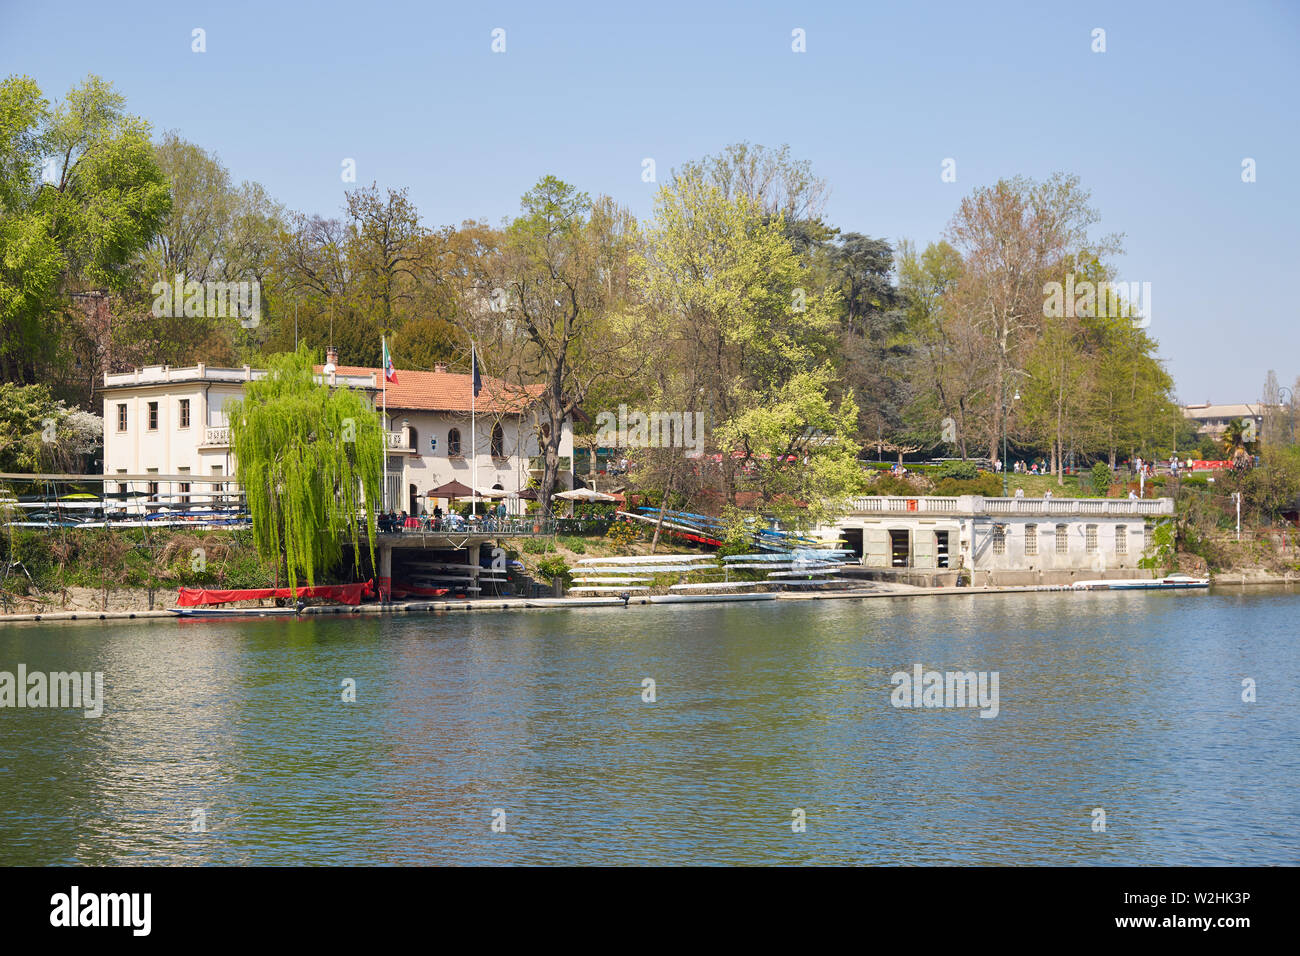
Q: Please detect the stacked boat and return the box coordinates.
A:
[720,549,853,588]
[568,554,718,594]
[566,548,853,596]
[396,559,510,598]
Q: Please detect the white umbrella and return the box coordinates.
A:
[553,488,617,502]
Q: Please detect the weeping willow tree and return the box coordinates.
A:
[227,349,382,594]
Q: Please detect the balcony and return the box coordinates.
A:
[205,426,410,451]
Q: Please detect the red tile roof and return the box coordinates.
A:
[317,365,544,414]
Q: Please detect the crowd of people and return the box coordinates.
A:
[376,502,511,533]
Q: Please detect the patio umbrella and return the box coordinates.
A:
[512,488,539,501]
[426,480,474,501]
[554,488,617,502]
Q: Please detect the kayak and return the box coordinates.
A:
[1071,574,1209,591]
[168,607,299,617]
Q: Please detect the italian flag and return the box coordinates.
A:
[383,338,398,384]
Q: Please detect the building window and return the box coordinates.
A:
[1085,524,1098,553]
[178,467,190,506]
[491,423,505,459]
[146,467,159,502]
[447,428,462,457]
[992,524,1006,555]
[1025,524,1038,556]
[1056,524,1068,555]
[179,399,190,429]
[117,403,127,432]
[148,401,159,431]
[1115,524,1127,555]
[1144,524,1153,553]
[407,426,419,451]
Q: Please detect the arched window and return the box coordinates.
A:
[491,423,505,459]
[407,427,419,451]
[448,428,462,457]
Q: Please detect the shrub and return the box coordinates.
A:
[559,535,586,554]
[934,473,1003,497]
[869,474,918,496]
[522,538,547,554]
[535,555,572,586]
[604,521,640,549]
[1091,462,1113,495]
[936,461,979,481]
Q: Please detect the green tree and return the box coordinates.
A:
[226,349,382,592]
[0,74,170,385]
[641,172,858,521]
[0,382,101,473]
[493,177,638,516]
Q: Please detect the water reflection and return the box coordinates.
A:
[1,587,1297,865]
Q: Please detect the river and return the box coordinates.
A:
[1,587,1296,865]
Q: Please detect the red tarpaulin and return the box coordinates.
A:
[176,580,375,607]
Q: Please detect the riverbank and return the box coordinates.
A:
[8,576,1291,625]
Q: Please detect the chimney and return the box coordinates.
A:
[326,345,339,367]
[434,363,448,373]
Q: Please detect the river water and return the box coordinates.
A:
[1,587,1296,865]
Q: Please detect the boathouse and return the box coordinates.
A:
[814,495,1176,587]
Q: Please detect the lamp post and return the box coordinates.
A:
[1001,380,1020,497]
[1279,386,1294,445]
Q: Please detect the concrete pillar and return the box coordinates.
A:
[468,542,481,597]
[378,544,392,603]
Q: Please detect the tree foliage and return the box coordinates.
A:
[226,349,381,592]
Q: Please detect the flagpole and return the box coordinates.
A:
[470,339,477,517]
[381,334,388,513]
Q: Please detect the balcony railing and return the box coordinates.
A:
[203,426,230,446]
[377,515,555,536]
[848,495,1173,517]
[850,496,960,513]
[206,427,410,450]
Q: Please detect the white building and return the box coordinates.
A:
[99,350,573,512]
[815,494,1176,586]
[1181,402,1262,438]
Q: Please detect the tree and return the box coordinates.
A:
[641,171,858,521]
[1021,311,1092,484]
[492,177,638,516]
[344,182,426,332]
[0,74,170,389]
[0,382,100,473]
[896,239,984,457]
[945,173,1120,461]
[673,141,829,222]
[227,349,382,592]
[1221,418,1258,472]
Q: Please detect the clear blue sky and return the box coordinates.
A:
[3,0,1297,403]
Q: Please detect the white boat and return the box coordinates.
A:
[1071,574,1209,591]
[575,554,714,565]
